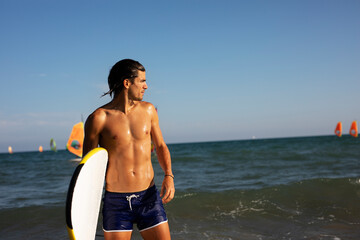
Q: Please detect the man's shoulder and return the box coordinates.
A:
[87,108,107,123]
[93,107,108,116]
[138,101,158,116]
[138,100,152,106]
[139,101,156,111]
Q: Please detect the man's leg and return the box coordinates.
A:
[140,222,171,240]
[104,231,132,240]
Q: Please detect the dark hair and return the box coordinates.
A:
[103,59,145,97]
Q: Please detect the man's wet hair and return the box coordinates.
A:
[103,59,145,97]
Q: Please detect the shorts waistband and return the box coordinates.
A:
[104,184,156,198]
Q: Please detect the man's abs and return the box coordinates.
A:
[104,153,155,193]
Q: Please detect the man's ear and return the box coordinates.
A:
[123,79,130,89]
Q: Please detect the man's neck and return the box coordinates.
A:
[111,91,136,114]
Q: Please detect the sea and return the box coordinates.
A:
[0,135,359,240]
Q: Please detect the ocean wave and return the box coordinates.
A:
[165,177,360,239]
[169,177,360,222]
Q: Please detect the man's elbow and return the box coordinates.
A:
[155,143,168,153]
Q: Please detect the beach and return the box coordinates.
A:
[0,135,359,239]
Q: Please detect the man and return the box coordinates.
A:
[83,59,175,240]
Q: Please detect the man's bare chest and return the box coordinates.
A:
[102,114,151,142]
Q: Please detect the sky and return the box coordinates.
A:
[0,0,359,152]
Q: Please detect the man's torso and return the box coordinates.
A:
[97,102,155,192]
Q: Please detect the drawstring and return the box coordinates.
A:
[126,194,139,210]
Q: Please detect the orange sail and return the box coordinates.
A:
[334,122,342,137]
[349,121,358,138]
[8,146,13,154]
[66,122,84,157]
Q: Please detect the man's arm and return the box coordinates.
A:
[83,109,106,157]
[150,105,175,204]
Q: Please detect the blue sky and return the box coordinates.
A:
[0,0,359,152]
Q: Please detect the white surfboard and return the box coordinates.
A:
[66,148,108,240]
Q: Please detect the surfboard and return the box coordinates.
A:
[66,148,108,240]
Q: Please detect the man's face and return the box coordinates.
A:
[128,70,147,101]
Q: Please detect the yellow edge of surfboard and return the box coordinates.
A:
[79,147,106,165]
[66,147,107,240]
[67,226,76,240]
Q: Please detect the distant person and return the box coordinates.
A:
[83,59,175,240]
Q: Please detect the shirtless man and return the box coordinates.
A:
[83,59,175,240]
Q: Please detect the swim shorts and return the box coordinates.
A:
[102,185,168,232]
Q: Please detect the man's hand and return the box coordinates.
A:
[160,175,175,204]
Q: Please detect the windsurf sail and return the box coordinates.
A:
[349,121,358,138]
[151,143,155,153]
[335,122,342,137]
[8,146,13,154]
[50,138,57,152]
[66,122,84,158]
[39,146,43,152]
